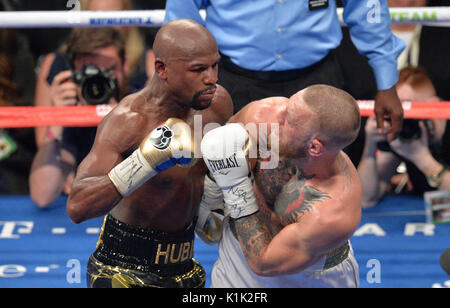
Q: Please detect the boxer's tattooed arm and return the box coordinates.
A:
[274,168,331,223]
[230,163,331,265]
[256,159,331,224]
[230,212,272,259]
[254,160,297,206]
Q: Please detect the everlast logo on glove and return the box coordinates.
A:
[206,153,240,173]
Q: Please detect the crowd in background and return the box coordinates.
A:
[0,0,448,209]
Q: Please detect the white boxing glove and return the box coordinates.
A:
[201,123,258,219]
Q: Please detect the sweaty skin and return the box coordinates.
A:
[66,20,233,233]
[227,97,362,276]
[67,84,232,232]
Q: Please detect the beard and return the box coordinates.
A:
[279,130,309,159]
[280,142,308,159]
[190,85,217,111]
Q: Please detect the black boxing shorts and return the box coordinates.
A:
[86,215,206,288]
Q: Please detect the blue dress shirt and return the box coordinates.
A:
[164,0,405,90]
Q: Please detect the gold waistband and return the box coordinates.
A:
[95,215,196,270]
[323,241,350,270]
[88,256,206,288]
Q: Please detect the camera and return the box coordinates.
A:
[399,119,434,141]
[399,119,423,140]
[72,64,118,105]
[377,118,434,152]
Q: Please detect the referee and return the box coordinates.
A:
[164,0,405,143]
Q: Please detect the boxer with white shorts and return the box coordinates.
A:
[201,85,362,288]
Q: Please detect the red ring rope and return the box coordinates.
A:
[0,101,449,128]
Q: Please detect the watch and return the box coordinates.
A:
[426,165,447,188]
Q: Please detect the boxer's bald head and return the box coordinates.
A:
[153,19,218,62]
[152,19,220,110]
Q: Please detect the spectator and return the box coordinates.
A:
[1,0,72,61]
[338,0,449,99]
[336,0,449,165]
[29,27,128,207]
[33,0,154,148]
[131,0,166,66]
[357,66,449,208]
[80,0,156,90]
[164,0,405,147]
[389,0,428,70]
[0,28,37,195]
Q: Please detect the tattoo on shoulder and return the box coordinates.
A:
[275,167,331,223]
[256,159,331,224]
[254,159,297,206]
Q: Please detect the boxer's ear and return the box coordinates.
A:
[308,138,323,157]
[155,58,167,80]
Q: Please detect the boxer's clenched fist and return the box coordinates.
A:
[108,118,195,197]
[201,124,258,219]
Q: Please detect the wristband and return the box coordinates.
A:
[46,127,62,142]
[108,149,158,197]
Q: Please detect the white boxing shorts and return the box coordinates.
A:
[211,219,359,288]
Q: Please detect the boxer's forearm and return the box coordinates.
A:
[66,175,122,223]
[230,212,274,275]
[232,212,319,277]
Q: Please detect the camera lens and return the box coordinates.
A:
[84,75,108,103]
[73,64,118,105]
[399,119,421,140]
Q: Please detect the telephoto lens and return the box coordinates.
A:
[72,64,118,105]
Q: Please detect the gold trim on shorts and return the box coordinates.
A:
[323,241,350,270]
[88,257,206,288]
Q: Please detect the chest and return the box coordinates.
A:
[124,110,222,186]
[254,158,331,225]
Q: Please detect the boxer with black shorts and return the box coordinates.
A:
[66,19,233,288]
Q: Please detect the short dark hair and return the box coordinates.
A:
[303,85,361,148]
[66,28,125,69]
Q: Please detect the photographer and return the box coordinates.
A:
[358,66,449,208]
[29,28,128,208]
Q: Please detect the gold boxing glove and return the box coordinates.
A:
[108,118,196,197]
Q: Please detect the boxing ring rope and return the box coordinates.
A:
[0,101,449,128]
[0,7,449,28]
[0,7,449,128]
